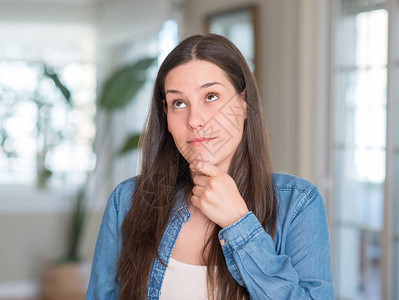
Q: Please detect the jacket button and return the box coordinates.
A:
[220,239,226,246]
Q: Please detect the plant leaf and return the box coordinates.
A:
[43,65,72,106]
[99,57,156,110]
[117,133,141,155]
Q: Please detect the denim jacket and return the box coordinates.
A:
[86,173,334,299]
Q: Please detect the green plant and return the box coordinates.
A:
[98,56,156,154]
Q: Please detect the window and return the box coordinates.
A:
[0,23,96,192]
[333,0,399,298]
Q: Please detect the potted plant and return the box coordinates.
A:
[98,57,157,154]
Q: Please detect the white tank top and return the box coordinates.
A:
[159,257,209,300]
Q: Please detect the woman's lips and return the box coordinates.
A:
[188,137,215,146]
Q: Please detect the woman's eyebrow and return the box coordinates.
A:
[200,81,225,89]
[165,81,225,95]
[165,89,183,95]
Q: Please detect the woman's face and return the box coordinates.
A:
[163,59,247,173]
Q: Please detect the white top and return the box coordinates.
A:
[159,257,209,300]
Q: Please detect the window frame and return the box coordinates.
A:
[328,0,399,299]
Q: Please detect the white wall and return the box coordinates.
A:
[0,0,95,24]
[96,0,168,47]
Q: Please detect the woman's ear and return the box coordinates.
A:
[162,99,167,114]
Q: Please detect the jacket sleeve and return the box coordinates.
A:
[218,186,334,300]
[86,188,121,300]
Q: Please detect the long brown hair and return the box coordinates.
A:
[116,33,277,299]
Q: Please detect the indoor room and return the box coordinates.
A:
[0,0,398,299]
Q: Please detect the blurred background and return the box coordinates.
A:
[0,0,398,299]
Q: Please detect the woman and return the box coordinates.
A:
[86,33,334,299]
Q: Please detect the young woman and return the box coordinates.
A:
[86,33,334,299]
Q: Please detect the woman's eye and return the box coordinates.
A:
[172,100,187,108]
[206,93,219,102]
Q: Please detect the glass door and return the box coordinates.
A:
[333,0,388,298]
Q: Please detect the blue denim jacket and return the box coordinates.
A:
[86,173,334,299]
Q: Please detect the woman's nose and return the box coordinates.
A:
[187,107,206,130]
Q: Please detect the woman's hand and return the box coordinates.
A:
[190,160,249,228]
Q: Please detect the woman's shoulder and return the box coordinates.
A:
[112,175,139,194]
[271,173,325,217]
[108,175,140,214]
[272,173,318,193]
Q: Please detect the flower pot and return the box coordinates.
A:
[42,261,90,300]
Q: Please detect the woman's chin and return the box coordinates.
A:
[181,147,231,171]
